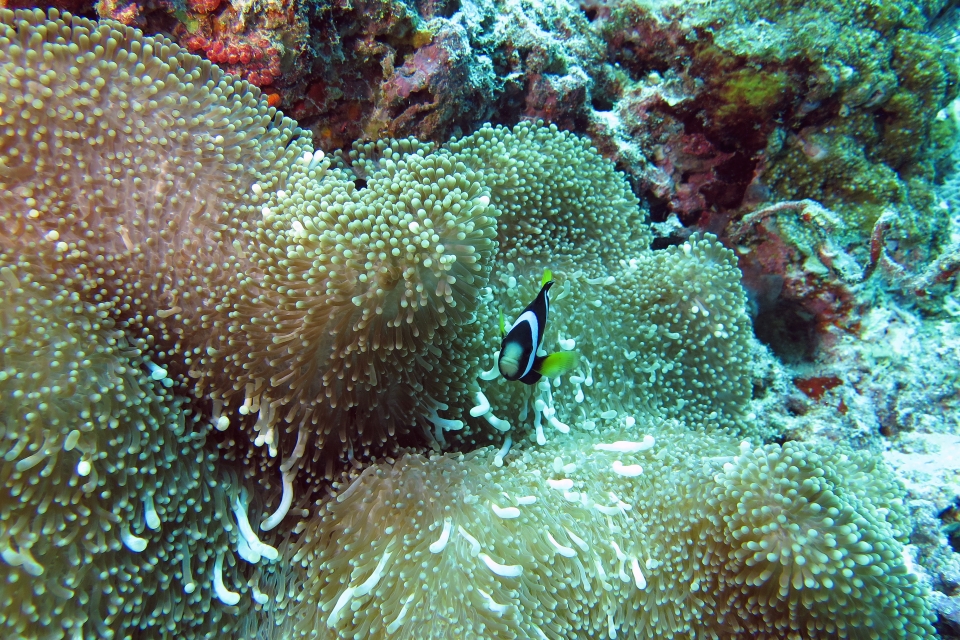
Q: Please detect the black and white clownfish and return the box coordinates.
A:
[498,270,578,385]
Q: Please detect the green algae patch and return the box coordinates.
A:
[716,67,791,119]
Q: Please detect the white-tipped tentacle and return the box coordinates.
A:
[479,553,523,578]
[470,391,492,417]
[429,518,453,554]
[213,552,241,606]
[493,434,512,467]
[233,492,279,562]
[120,524,147,553]
[143,494,161,531]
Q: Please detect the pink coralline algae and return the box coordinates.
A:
[277,0,602,147]
[654,133,737,224]
[182,33,282,86]
[90,0,309,91]
[366,25,475,141]
[523,69,591,131]
[188,0,221,13]
[95,0,140,24]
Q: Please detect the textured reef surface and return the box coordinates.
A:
[2,2,960,639]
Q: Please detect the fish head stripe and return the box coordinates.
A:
[499,278,554,382]
[498,317,535,380]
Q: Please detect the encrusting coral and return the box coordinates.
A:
[0,7,939,639]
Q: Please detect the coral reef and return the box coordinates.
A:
[281,0,607,146]
[70,0,960,422]
[31,0,957,259]
[28,0,956,311]
[585,0,960,368]
[728,200,863,362]
[2,6,957,639]
[52,0,960,374]
[594,0,959,235]
[59,0,606,147]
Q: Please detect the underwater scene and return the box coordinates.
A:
[2,0,960,638]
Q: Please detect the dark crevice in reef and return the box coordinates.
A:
[752,298,820,364]
[650,235,685,251]
[934,499,960,637]
[939,500,960,554]
[646,191,671,223]
[936,616,960,640]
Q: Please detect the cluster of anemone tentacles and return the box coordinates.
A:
[283,426,932,640]
[0,8,937,640]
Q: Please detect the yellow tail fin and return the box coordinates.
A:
[536,351,578,378]
[541,268,553,287]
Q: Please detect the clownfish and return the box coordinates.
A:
[498,270,578,385]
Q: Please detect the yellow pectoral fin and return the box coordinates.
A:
[536,351,578,378]
[499,309,506,337]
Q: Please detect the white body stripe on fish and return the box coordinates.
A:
[513,310,540,378]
